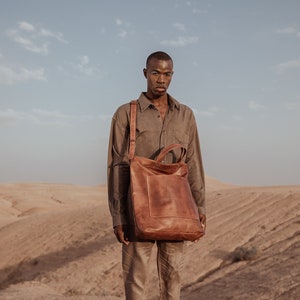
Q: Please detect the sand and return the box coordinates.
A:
[0,178,299,299]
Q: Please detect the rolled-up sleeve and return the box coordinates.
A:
[107,106,130,227]
[186,113,206,215]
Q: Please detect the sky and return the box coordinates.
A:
[0,0,300,186]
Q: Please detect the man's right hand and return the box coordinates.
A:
[113,225,130,246]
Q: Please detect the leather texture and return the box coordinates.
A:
[129,101,204,241]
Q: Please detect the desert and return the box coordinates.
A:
[0,177,299,299]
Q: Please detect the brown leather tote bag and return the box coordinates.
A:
[129,101,204,241]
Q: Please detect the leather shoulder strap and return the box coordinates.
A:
[129,100,137,160]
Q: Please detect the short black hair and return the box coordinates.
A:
[146,51,173,67]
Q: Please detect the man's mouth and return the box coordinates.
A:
[156,86,166,92]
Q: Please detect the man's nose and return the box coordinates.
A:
[157,74,165,82]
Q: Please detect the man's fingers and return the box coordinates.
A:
[199,214,206,230]
[114,226,130,245]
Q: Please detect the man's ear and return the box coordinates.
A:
[143,68,147,78]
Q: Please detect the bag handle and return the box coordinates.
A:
[129,100,137,160]
[156,144,186,163]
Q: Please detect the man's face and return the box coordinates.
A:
[143,58,173,99]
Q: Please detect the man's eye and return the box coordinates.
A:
[150,71,173,77]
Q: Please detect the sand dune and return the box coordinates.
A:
[0,178,299,299]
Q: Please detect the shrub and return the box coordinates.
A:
[231,246,259,263]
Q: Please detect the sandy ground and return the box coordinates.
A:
[0,178,299,299]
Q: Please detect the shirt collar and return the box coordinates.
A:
[137,92,181,112]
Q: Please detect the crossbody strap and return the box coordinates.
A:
[129,100,137,160]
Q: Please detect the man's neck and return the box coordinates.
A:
[144,92,168,105]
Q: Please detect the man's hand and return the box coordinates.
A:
[193,213,206,243]
[113,225,130,246]
[199,213,206,231]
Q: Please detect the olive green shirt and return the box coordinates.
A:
[107,93,205,227]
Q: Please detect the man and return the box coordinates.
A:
[107,51,206,299]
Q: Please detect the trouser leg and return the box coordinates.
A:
[156,241,184,300]
[122,241,155,300]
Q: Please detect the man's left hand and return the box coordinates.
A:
[193,214,206,243]
[199,213,206,230]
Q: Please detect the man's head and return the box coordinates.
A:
[145,51,173,68]
[143,51,174,99]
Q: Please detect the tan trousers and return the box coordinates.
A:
[122,241,184,300]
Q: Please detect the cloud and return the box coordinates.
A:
[32,109,71,119]
[0,109,33,126]
[39,28,67,43]
[115,17,134,39]
[115,17,127,38]
[7,29,49,55]
[0,64,46,85]
[276,26,300,37]
[0,108,110,128]
[173,23,186,32]
[6,21,68,55]
[19,21,35,32]
[160,36,199,47]
[58,55,101,77]
[31,109,72,127]
[194,106,219,117]
[192,9,208,14]
[70,55,100,76]
[115,18,123,26]
[31,108,102,125]
[276,58,300,74]
[248,101,265,111]
[118,29,128,38]
[0,109,71,127]
[185,1,208,14]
